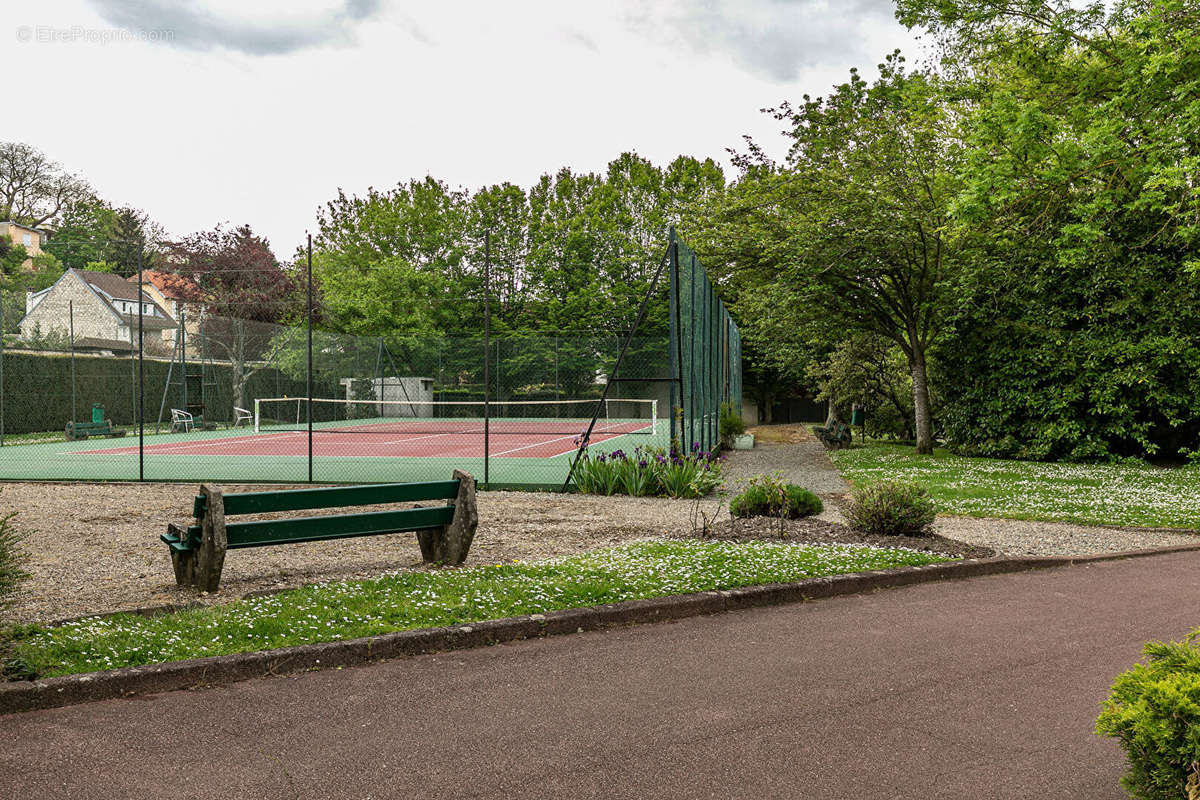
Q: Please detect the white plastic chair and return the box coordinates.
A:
[232,406,253,428]
[170,408,194,433]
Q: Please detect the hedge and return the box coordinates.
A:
[0,349,325,434]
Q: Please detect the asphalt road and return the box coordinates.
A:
[3,550,1198,800]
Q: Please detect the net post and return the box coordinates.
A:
[253,398,260,433]
[652,399,658,437]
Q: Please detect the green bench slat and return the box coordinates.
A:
[216,481,462,516]
[173,505,456,550]
[226,506,455,548]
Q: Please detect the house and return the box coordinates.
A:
[129,270,205,347]
[20,268,177,353]
[0,221,49,269]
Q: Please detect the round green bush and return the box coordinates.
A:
[844,481,936,536]
[729,478,823,519]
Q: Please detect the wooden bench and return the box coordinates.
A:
[161,470,478,591]
[65,404,125,441]
[814,421,852,450]
[64,419,125,440]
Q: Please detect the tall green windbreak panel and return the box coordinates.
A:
[668,231,742,455]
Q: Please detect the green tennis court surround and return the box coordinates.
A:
[0,231,738,489]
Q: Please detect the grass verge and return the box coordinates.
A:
[3,539,952,679]
[832,442,1200,529]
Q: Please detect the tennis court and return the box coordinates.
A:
[0,231,741,489]
[0,399,668,487]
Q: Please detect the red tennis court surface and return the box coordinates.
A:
[75,428,632,459]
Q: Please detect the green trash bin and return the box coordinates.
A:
[850,404,864,427]
[91,404,105,424]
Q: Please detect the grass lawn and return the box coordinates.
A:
[832,442,1200,529]
[4,539,952,679]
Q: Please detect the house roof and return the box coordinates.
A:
[0,221,49,235]
[129,270,204,302]
[75,269,150,302]
[69,269,177,327]
[74,337,137,352]
[117,313,176,330]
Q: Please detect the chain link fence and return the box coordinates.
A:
[0,232,738,489]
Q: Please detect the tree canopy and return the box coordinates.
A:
[695,55,965,452]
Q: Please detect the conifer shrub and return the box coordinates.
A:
[1096,631,1200,800]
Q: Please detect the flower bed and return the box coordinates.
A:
[573,443,723,498]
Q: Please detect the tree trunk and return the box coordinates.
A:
[909,344,933,455]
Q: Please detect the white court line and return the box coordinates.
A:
[70,427,646,459]
[490,432,581,457]
[70,431,305,456]
[490,431,634,458]
[361,430,471,447]
[73,428,475,456]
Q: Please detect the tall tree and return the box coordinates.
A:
[46,199,164,276]
[897,0,1200,459]
[704,56,965,453]
[313,177,470,337]
[0,142,91,228]
[168,224,298,411]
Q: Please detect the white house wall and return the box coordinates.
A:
[18,272,121,342]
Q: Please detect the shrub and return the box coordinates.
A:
[844,481,936,536]
[729,474,823,519]
[719,402,746,442]
[1096,631,1200,800]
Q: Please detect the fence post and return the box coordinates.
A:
[0,287,4,447]
[306,233,313,483]
[138,242,144,481]
[69,299,76,424]
[483,230,490,486]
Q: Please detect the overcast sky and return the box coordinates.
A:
[4,0,922,258]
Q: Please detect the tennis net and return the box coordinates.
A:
[254,397,659,437]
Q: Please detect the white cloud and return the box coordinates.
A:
[623,0,902,81]
[85,0,385,55]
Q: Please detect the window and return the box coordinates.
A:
[22,233,32,246]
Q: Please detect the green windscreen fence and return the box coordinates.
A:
[0,231,739,488]
[670,234,742,455]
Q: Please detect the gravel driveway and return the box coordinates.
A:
[0,434,1194,625]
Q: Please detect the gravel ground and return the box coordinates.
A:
[931,515,1198,557]
[721,440,850,495]
[0,431,1194,624]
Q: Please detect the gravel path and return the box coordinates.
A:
[720,440,850,495]
[0,433,1194,624]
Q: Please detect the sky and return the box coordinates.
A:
[3,0,924,258]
